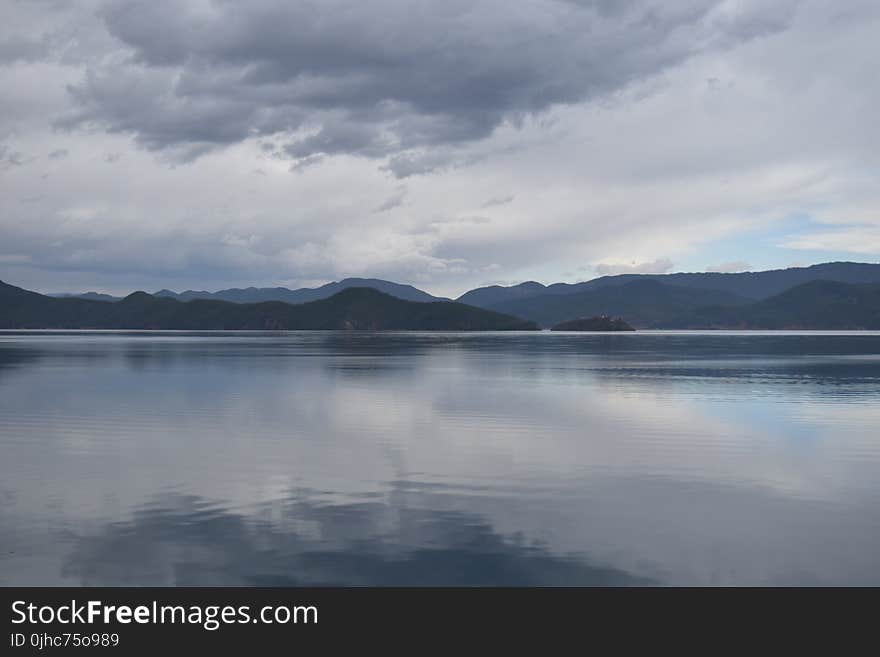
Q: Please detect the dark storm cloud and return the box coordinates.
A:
[57,0,796,170]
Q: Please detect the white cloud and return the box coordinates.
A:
[594,258,675,275]
[707,261,752,273]
[782,229,880,255]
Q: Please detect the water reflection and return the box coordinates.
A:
[1,331,879,585]
[60,490,651,586]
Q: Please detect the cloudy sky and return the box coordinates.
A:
[1,0,878,297]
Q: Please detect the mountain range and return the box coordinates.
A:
[9,261,880,330]
[55,261,880,307]
[457,261,880,307]
[457,261,880,328]
[491,278,880,329]
[1,282,535,331]
[52,278,447,305]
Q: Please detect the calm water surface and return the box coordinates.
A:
[1,331,879,586]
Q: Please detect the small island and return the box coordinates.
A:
[550,316,635,332]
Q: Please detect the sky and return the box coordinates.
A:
[1,0,878,298]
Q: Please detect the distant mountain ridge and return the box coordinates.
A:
[153,278,446,304]
[474,278,880,329]
[0,281,535,331]
[16,261,880,330]
[52,278,444,305]
[457,262,880,307]
[50,262,880,310]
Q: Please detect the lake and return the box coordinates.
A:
[1,330,879,586]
